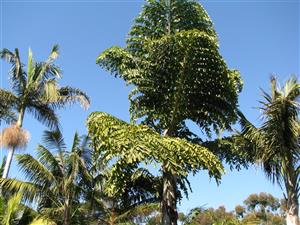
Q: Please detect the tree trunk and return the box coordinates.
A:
[2,148,15,179]
[63,198,71,225]
[2,107,25,179]
[285,164,299,225]
[161,170,178,225]
[286,189,299,225]
[161,128,178,225]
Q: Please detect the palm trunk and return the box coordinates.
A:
[285,164,299,225]
[110,208,116,225]
[161,170,178,225]
[286,195,299,225]
[63,195,71,225]
[161,128,178,225]
[286,184,299,225]
[63,202,70,225]
[2,107,25,179]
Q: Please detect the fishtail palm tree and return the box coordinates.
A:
[0,130,92,225]
[240,76,300,225]
[0,45,90,178]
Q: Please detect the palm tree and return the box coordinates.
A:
[0,131,92,225]
[240,76,300,225]
[0,45,90,179]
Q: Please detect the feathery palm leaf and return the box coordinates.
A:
[238,76,300,224]
[0,131,94,225]
[1,45,90,178]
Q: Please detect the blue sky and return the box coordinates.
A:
[1,0,299,214]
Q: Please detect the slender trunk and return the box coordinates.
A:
[286,183,299,225]
[161,128,178,225]
[166,0,172,35]
[110,208,116,225]
[285,164,299,225]
[161,170,178,225]
[2,107,25,179]
[63,197,71,225]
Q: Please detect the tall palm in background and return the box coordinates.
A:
[0,45,90,178]
[240,76,300,225]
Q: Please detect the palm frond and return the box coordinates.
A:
[1,193,22,225]
[30,45,61,85]
[0,48,27,93]
[26,102,60,130]
[31,62,62,85]
[243,76,300,187]
[56,86,90,110]
[36,145,65,179]
[16,154,57,187]
[42,130,66,151]
[0,89,18,125]
[0,89,19,106]
[41,79,60,102]
[0,178,42,203]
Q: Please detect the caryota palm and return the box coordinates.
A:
[0,131,92,225]
[240,76,300,225]
[0,45,90,179]
[97,1,242,224]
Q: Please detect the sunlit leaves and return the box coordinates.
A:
[87,112,224,196]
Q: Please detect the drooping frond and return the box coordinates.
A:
[0,89,18,124]
[241,76,300,186]
[0,48,27,93]
[26,102,60,130]
[56,86,91,110]
[36,145,64,178]
[87,112,224,195]
[42,130,66,151]
[16,154,57,187]
[0,178,42,203]
[1,193,22,225]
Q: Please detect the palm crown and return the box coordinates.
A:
[240,76,300,224]
[0,45,90,179]
[0,45,90,129]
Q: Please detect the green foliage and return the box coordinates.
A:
[0,45,90,129]
[87,111,224,196]
[97,2,243,223]
[203,134,256,171]
[239,76,299,186]
[0,194,45,225]
[0,131,93,225]
[243,193,280,212]
[97,0,242,135]
[98,31,242,134]
[238,76,300,223]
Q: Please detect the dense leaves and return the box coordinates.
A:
[97,1,242,134]
[87,112,224,196]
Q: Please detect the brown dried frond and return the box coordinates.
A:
[0,124,30,149]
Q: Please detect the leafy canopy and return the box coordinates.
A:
[97,0,242,135]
